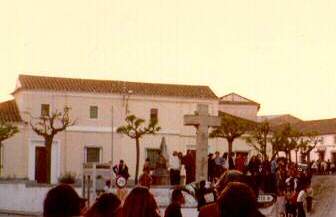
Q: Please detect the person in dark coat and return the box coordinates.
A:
[196,180,207,210]
[183,150,196,184]
[164,187,185,217]
[228,153,235,170]
[208,153,215,182]
[113,160,130,180]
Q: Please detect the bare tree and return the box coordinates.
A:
[282,125,301,162]
[117,114,161,184]
[270,124,302,162]
[29,106,75,183]
[246,121,271,160]
[0,121,19,176]
[300,131,322,169]
[269,129,282,160]
[210,113,254,157]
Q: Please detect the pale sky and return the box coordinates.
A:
[1,0,336,120]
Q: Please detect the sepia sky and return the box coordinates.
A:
[1,0,336,120]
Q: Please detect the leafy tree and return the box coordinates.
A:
[210,113,254,157]
[0,121,19,176]
[29,106,75,183]
[117,114,161,184]
[246,121,271,160]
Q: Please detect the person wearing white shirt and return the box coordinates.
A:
[169,151,181,185]
[297,188,307,217]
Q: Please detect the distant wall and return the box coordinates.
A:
[0,182,197,213]
[0,182,82,213]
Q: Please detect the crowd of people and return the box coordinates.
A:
[310,159,336,175]
[50,151,320,217]
[43,170,264,217]
[207,151,315,217]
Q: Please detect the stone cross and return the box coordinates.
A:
[184,104,220,182]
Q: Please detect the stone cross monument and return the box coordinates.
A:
[184,104,220,182]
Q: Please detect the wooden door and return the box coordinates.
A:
[332,153,336,164]
[318,151,325,161]
[35,147,48,183]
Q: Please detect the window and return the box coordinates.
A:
[90,106,98,119]
[85,147,101,163]
[146,148,161,169]
[41,104,50,116]
[150,108,158,121]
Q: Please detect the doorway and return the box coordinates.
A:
[29,140,60,184]
[318,150,325,161]
[331,152,336,164]
[35,147,48,183]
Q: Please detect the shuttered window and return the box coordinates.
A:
[41,104,50,116]
[150,108,158,121]
[90,106,98,119]
[146,148,161,169]
[85,147,101,163]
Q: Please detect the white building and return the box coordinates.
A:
[1,74,221,183]
[1,74,333,183]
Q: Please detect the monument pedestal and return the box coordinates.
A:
[151,165,170,185]
[152,173,170,185]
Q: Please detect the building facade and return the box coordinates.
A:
[1,75,222,183]
[2,74,334,183]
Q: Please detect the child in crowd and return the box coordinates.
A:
[297,186,307,217]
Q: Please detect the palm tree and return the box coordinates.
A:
[117,114,160,184]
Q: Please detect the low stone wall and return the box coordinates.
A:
[0,181,82,213]
[0,182,197,214]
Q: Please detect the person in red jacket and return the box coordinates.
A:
[235,153,246,172]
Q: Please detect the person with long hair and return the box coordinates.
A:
[122,186,161,217]
[84,193,122,217]
[219,182,264,217]
[43,184,84,217]
[198,170,259,217]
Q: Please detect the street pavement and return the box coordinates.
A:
[309,175,336,217]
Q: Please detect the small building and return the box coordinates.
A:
[219,93,260,122]
[292,118,336,163]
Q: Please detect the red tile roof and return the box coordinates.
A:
[219,111,258,127]
[0,100,22,122]
[258,114,302,126]
[15,75,218,99]
[292,118,336,135]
